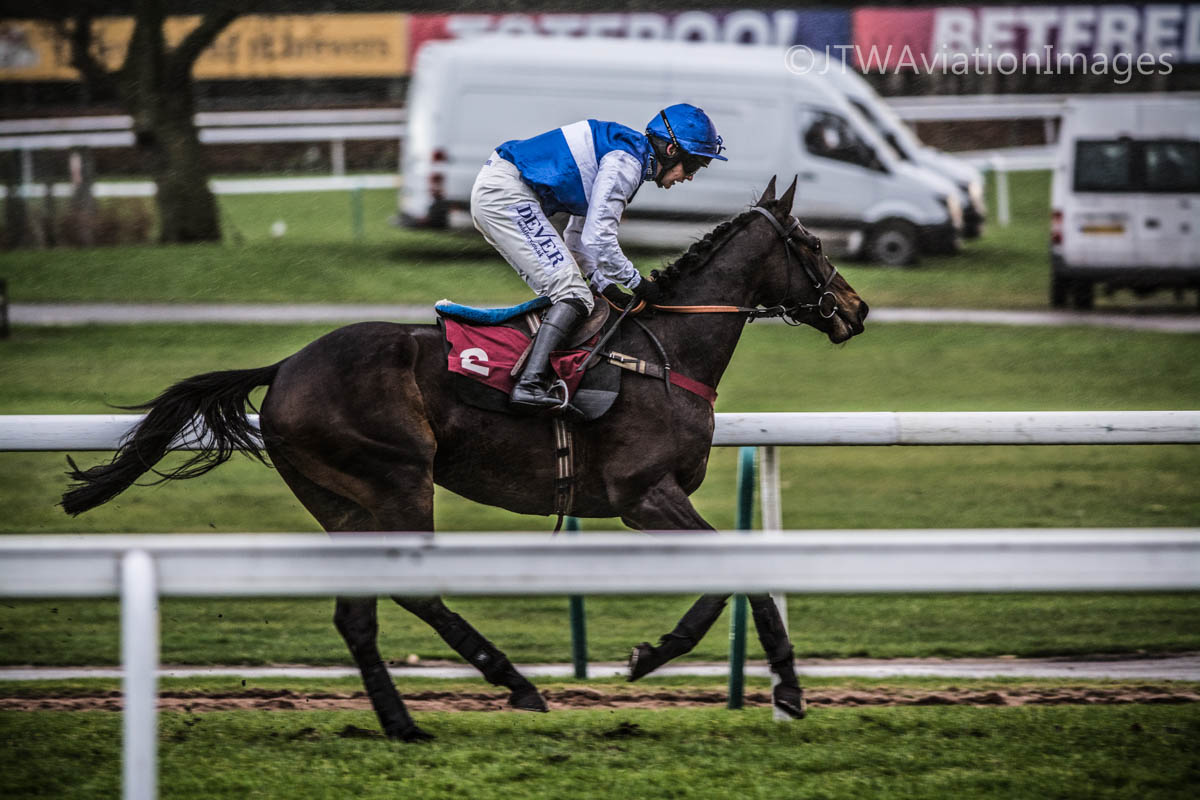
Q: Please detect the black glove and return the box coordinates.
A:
[632,276,662,305]
[601,283,633,308]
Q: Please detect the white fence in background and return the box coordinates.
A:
[2,530,1199,800]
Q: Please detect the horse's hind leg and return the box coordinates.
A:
[392,596,548,712]
[334,597,433,741]
[270,452,432,741]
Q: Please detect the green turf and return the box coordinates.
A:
[2,590,1198,666]
[2,706,1198,799]
[2,171,1194,310]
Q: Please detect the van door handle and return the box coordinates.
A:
[1144,218,1161,229]
[798,172,817,182]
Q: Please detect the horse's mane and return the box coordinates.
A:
[652,203,776,295]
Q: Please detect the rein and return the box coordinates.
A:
[604,206,840,323]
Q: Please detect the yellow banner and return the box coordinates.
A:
[0,13,409,81]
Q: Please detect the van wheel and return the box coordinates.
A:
[1070,280,1094,310]
[867,221,918,266]
[1050,275,1069,308]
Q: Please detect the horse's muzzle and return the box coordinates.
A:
[827,299,868,343]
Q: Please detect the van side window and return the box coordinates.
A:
[1145,141,1200,193]
[802,110,885,172]
[1075,139,1200,193]
[1074,141,1132,192]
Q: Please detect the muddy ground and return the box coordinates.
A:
[5,685,1198,713]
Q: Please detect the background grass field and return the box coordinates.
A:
[2,171,1195,310]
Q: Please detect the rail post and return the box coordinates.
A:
[565,516,589,679]
[727,446,755,709]
[121,549,158,800]
[759,445,793,721]
[990,155,1011,226]
[350,184,365,241]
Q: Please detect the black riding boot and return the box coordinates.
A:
[509,302,582,413]
[628,594,729,681]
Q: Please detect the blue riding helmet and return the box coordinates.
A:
[645,103,728,162]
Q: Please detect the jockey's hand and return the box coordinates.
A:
[601,283,634,308]
[632,276,662,305]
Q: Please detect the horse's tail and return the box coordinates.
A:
[61,362,283,516]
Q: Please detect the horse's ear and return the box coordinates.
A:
[778,175,799,214]
[756,176,777,206]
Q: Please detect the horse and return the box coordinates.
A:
[62,176,868,741]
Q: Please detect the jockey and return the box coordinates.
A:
[471,103,726,413]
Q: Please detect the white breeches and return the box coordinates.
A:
[470,152,594,311]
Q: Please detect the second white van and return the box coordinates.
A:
[1050,98,1200,308]
[813,57,987,238]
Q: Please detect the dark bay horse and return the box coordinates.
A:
[62,176,867,741]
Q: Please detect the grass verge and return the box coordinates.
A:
[2,705,1198,799]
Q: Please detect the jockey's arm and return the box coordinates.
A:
[580,150,644,294]
[563,215,594,274]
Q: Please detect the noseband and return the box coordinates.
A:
[623,206,841,323]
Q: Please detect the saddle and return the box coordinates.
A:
[435,297,622,422]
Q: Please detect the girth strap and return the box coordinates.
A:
[603,351,717,406]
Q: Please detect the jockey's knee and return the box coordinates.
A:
[560,297,590,316]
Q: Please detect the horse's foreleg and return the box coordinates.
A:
[334,597,433,741]
[620,475,807,716]
[747,593,806,718]
[628,594,731,680]
[392,596,548,712]
[619,477,732,680]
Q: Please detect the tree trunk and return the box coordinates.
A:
[133,109,221,243]
[65,2,237,244]
[119,1,223,244]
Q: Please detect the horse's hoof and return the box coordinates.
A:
[627,642,659,682]
[388,724,435,742]
[509,687,549,713]
[773,685,807,719]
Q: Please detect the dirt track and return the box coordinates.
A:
[6,685,1199,713]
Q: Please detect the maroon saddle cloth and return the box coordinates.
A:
[435,297,621,421]
[441,317,593,398]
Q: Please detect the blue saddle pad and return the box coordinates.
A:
[434,296,551,325]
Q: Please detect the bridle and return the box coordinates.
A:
[614,206,841,323]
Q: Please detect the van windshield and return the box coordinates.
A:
[1075,139,1200,193]
[848,99,909,161]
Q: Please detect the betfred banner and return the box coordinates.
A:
[852,5,1200,70]
[0,14,408,81]
[408,10,851,69]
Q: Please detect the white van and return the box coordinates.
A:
[1050,98,1200,309]
[401,37,962,265]
[813,57,987,238]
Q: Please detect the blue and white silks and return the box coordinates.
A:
[495,120,656,292]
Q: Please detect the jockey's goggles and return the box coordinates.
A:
[680,152,712,176]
